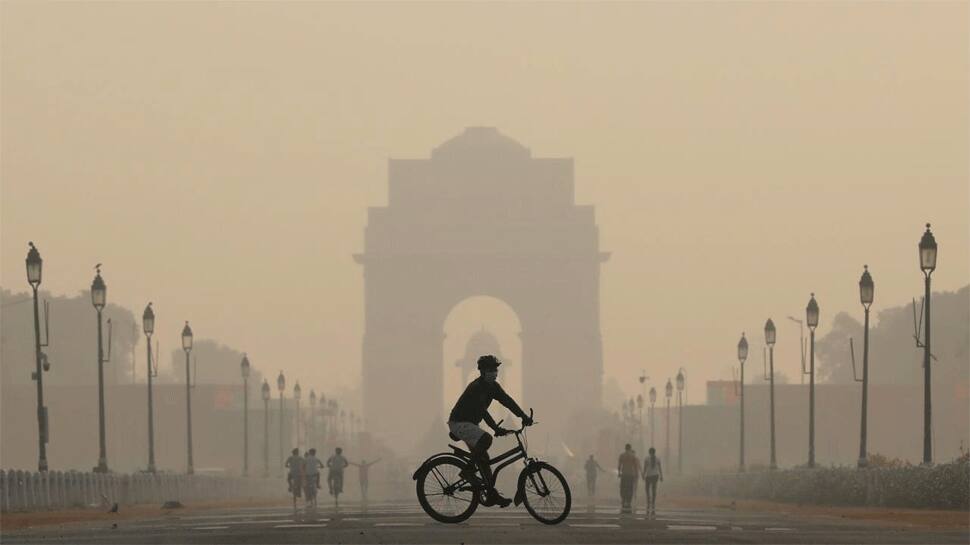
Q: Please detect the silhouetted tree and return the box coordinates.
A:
[816,285,969,386]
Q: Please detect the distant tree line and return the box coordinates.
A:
[816,285,969,385]
[1,288,261,389]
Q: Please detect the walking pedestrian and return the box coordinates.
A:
[584,454,605,497]
[616,444,639,514]
[643,447,664,517]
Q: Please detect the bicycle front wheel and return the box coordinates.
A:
[415,457,479,523]
[518,461,571,525]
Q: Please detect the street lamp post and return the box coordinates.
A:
[143,303,157,473]
[664,379,672,466]
[277,371,285,476]
[676,369,685,474]
[857,266,874,468]
[91,265,110,473]
[806,294,820,468]
[26,243,50,472]
[764,319,777,470]
[648,387,657,448]
[261,380,270,477]
[241,354,251,476]
[918,224,937,465]
[182,322,194,475]
[294,382,302,448]
[636,394,644,454]
[738,333,748,472]
[309,390,317,449]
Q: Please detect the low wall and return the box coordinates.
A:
[668,459,969,510]
[0,470,282,512]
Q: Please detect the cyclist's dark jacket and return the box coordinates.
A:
[449,377,527,425]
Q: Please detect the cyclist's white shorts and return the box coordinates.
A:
[447,421,485,449]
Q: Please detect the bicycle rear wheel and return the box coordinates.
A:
[518,461,571,525]
[416,457,479,523]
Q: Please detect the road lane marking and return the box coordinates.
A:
[766,527,793,532]
[569,523,620,528]
[192,526,229,530]
[374,522,424,527]
[668,525,717,531]
[275,524,328,528]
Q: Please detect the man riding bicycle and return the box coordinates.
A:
[447,354,532,508]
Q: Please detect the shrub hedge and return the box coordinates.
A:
[671,457,969,510]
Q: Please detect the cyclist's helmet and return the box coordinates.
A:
[477,354,502,370]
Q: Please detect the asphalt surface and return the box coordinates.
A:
[3,499,967,544]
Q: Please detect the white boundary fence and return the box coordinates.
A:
[0,470,281,512]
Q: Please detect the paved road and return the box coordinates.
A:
[3,500,967,544]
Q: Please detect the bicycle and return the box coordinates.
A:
[304,474,318,509]
[412,410,571,525]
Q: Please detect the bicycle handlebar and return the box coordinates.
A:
[496,408,534,435]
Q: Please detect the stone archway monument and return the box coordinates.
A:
[355,127,608,451]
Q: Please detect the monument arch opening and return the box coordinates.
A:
[442,295,523,419]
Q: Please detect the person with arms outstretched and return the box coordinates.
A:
[447,354,532,508]
[349,458,382,501]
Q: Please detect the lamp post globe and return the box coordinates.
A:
[737,333,748,363]
[919,223,937,274]
[91,266,106,310]
[241,354,251,379]
[649,387,656,405]
[310,389,317,405]
[676,370,685,392]
[261,380,270,401]
[665,379,673,399]
[277,371,286,393]
[181,322,193,351]
[806,294,819,330]
[26,242,42,286]
[859,266,874,307]
[636,394,643,409]
[764,319,776,347]
[294,382,302,400]
[143,303,155,336]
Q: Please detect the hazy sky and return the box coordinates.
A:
[2,2,967,405]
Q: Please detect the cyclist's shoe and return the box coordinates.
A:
[485,489,512,508]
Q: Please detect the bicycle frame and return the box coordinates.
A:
[488,431,530,482]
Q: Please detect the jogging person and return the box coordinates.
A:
[326,447,349,496]
[350,458,382,501]
[584,454,605,497]
[616,444,639,514]
[305,448,324,490]
[447,354,533,508]
[642,447,663,516]
[285,448,304,495]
